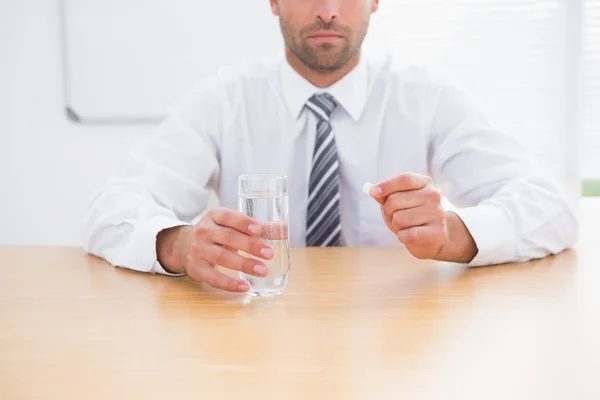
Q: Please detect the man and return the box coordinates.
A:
[83,0,578,292]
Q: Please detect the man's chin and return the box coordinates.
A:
[313,56,351,72]
[308,51,348,69]
[293,45,353,72]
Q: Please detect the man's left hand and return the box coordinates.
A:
[370,173,448,260]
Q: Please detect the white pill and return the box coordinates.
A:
[362,182,375,195]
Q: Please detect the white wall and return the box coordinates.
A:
[0,1,583,246]
[0,0,156,245]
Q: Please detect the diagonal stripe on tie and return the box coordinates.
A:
[307,192,340,234]
[311,142,337,182]
[313,122,332,153]
[308,212,339,246]
[307,174,338,226]
[308,160,339,203]
[307,176,338,224]
[310,95,336,115]
[312,131,334,162]
[306,102,330,122]
[321,225,342,247]
[316,120,329,138]
[307,207,341,246]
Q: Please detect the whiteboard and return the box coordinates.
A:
[60,0,283,123]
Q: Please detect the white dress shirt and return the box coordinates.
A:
[82,53,578,275]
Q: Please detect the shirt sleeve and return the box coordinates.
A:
[81,80,224,275]
[427,80,579,266]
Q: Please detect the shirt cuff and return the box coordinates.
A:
[127,215,189,276]
[151,260,185,276]
[450,204,517,267]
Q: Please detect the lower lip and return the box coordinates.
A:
[309,36,342,44]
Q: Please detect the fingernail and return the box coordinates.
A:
[249,224,261,235]
[260,248,274,259]
[370,186,382,196]
[238,282,250,291]
[253,265,267,276]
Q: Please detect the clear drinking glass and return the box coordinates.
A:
[238,174,291,297]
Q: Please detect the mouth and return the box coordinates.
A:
[308,31,344,44]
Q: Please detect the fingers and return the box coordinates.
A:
[397,225,446,247]
[199,224,274,260]
[186,208,280,292]
[186,260,250,292]
[388,206,440,232]
[209,208,262,236]
[370,174,432,204]
[381,185,442,222]
[193,243,269,278]
[381,188,433,217]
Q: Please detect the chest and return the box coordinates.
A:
[215,101,430,245]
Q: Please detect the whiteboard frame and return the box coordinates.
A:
[59,0,180,125]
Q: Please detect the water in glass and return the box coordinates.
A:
[238,190,290,297]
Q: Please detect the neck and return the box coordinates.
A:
[285,48,361,88]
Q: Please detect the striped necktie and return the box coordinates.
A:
[305,93,342,247]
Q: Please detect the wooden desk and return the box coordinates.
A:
[1,202,599,399]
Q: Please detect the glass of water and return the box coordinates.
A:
[238,174,291,297]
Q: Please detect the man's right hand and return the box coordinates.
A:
[156,208,274,292]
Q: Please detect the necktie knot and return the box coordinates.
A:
[306,93,337,122]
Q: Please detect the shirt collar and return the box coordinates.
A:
[280,54,368,122]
